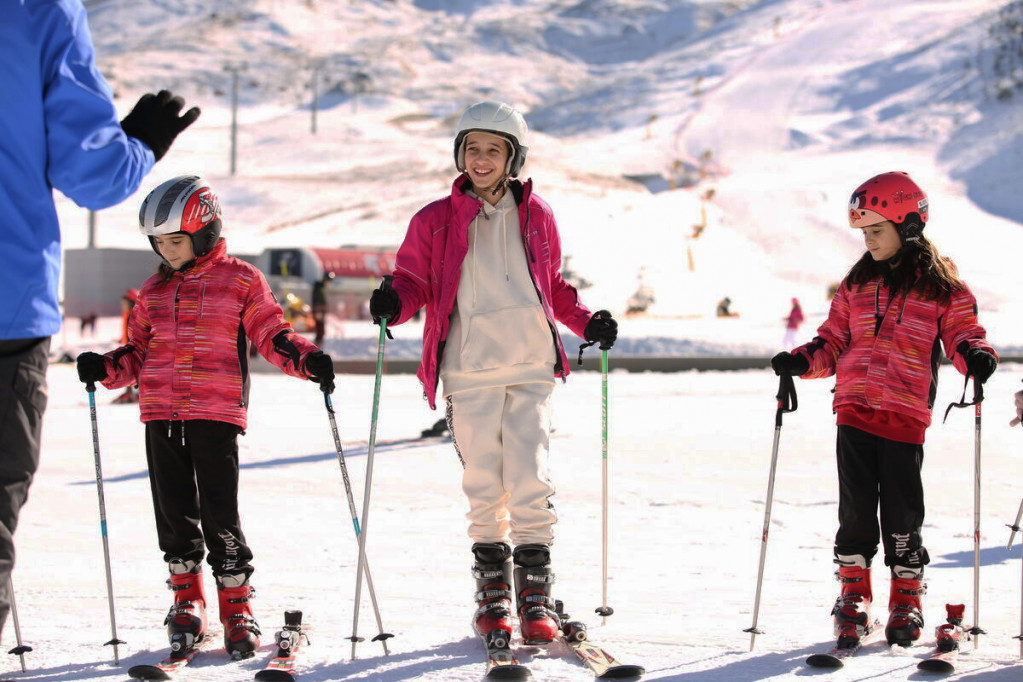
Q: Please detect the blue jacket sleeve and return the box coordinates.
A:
[36,0,154,209]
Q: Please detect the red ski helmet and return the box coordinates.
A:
[848,171,928,242]
[139,176,223,259]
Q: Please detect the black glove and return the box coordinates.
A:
[120,90,201,161]
[305,351,335,394]
[76,352,108,384]
[771,351,809,376]
[584,310,618,350]
[965,348,997,384]
[369,286,400,323]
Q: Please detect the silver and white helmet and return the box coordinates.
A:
[453,100,529,177]
[139,175,223,258]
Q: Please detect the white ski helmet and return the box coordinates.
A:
[454,100,529,177]
[139,175,223,258]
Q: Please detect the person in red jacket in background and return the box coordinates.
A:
[75,177,335,660]
[782,297,804,348]
[112,289,140,404]
[771,172,997,649]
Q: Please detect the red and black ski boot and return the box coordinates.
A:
[216,573,261,659]
[935,603,965,652]
[471,542,514,646]
[831,554,873,647]
[512,544,559,645]
[886,566,925,647]
[165,558,208,653]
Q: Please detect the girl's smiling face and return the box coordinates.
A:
[153,232,195,270]
[861,220,901,261]
[463,131,510,195]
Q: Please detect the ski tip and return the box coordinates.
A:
[917,659,955,674]
[486,664,532,680]
[598,664,646,679]
[805,653,844,669]
[255,670,297,682]
[127,665,174,681]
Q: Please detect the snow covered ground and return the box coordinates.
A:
[4,358,1023,681]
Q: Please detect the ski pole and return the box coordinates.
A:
[350,275,392,659]
[943,374,986,648]
[7,578,32,672]
[86,382,126,664]
[594,346,614,625]
[322,389,392,654]
[1007,497,1023,659]
[578,326,615,624]
[744,372,797,651]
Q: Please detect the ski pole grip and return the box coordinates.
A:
[776,373,797,420]
[86,381,96,394]
[380,274,394,291]
[972,376,984,404]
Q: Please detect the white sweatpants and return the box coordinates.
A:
[446,383,556,546]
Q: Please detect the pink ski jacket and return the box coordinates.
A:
[101,239,321,429]
[793,274,994,428]
[389,176,593,409]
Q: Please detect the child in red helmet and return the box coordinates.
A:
[368,101,618,648]
[771,171,997,648]
[75,176,336,659]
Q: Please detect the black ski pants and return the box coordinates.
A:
[0,338,48,638]
[834,425,927,569]
[145,419,253,581]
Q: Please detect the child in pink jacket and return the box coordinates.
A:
[771,172,996,649]
[369,101,618,646]
[76,176,335,659]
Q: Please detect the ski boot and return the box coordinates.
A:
[831,554,873,648]
[471,542,514,647]
[513,544,559,645]
[216,572,261,659]
[935,603,965,652]
[165,558,208,653]
[886,565,925,647]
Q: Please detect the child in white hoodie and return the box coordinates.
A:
[369,101,618,646]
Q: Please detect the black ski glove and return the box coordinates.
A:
[76,352,108,384]
[584,310,618,350]
[305,351,335,394]
[369,286,400,324]
[771,351,809,376]
[120,90,201,161]
[965,348,997,384]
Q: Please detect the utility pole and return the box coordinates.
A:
[311,60,324,134]
[223,62,248,175]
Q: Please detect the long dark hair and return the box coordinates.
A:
[844,231,963,304]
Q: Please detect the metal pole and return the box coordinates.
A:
[7,578,31,672]
[970,381,985,648]
[595,348,613,624]
[86,384,126,663]
[1006,497,1023,659]
[87,210,96,249]
[744,373,797,651]
[323,391,391,654]
[350,275,391,659]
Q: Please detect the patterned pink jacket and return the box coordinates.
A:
[389,176,593,409]
[793,275,995,427]
[101,239,321,430]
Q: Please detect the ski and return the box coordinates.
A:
[805,619,885,668]
[559,621,645,679]
[254,613,306,680]
[480,628,531,680]
[128,632,213,680]
[255,610,308,681]
[916,604,968,674]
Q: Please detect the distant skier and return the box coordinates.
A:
[771,171,996,648]
[1011,390,1023,427]
[113,289,140,404]
[716,296,738,318]
[75,177,335,659]
[311,270,334,346]
[782,297,804,348]
[369,101,618,647]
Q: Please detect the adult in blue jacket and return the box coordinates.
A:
[0,0,199,637]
